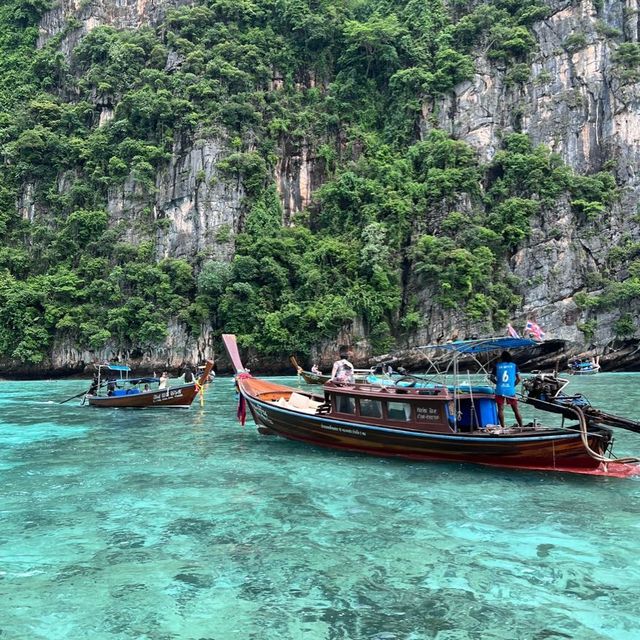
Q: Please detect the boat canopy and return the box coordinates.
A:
[99,363,131,372]
[418,337,538,354]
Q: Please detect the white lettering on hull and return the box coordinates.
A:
[153,389,185,403]
[320,424,367,437]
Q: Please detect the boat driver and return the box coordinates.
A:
[490,350,524,429]
[331,346,355,384]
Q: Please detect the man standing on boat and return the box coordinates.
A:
[331,346,355,383]
[159,371,170,389]
[491,351,524,429]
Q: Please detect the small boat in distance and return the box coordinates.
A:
[289,355,373,385]
[568,356,601,375]
[85,360,213,408]
[225,334,640,477]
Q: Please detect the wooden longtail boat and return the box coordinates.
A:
[568,356,601,375]
[225,335,640,477]
[289,355,374,385]
[86,360,213,408]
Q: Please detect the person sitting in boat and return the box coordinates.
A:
[159,371,170,390]
[311,363,321,375]
[183,367,195,384]
[107,378,116,396]
[88,373,99,396]
[490,351,524,429]
[331,346,355,384]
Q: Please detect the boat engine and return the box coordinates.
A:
[522,372,567,402]
[521,372,592,419]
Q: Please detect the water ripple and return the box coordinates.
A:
[1,376,639,639]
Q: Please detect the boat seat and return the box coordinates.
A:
[272,392,322,414]
[289,392,311,409]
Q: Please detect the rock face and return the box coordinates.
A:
[276,140,324,225]
[433,0,640,356]
[38,0,196,54]
[49,319,215,375]
[107,136,244,263]
[24,0,640,376]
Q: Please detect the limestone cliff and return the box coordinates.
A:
[423,0,640,360]
[38,0,196,54]
[27,0,640,374]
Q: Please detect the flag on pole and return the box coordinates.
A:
[525,321,545,341]
[506,323,520,339]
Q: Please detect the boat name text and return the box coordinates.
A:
[416,404,443,422]
[153,389,184,402]
[321,424,366,437]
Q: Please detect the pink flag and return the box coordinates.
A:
[507,323,520,339]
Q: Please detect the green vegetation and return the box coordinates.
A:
[0,0,632,363]
[613,42,640,82]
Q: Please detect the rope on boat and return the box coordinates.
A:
[524,395,640,465]
[466,370,477,430]
[575,407,640,465]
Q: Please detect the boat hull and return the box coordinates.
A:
[88,383,201,408]
[299,370,331,384]
[244,393,613,474]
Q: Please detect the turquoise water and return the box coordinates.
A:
[1,373,640,640]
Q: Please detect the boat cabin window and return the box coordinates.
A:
[359,398,382,419]
[387,401,412,422]
[335,395,356,414]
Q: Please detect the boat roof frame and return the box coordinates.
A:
[402,337,541,384]
[97,363,131,372]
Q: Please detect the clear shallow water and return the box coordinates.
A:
[1,373,640,640]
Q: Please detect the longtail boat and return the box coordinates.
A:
[85,360,213,408]
[290,355,374,385]
[224,334,640,477]
[568,356,601,375]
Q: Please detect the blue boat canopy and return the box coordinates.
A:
[419,337,539,354]
[100,363,131,372]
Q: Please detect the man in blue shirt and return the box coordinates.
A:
[490,350,524,429]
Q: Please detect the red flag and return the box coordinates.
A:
[234,372,252,426]
[525,321,545,341]
[237,393,246,426]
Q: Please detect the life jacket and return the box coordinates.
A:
[495,362,517,397]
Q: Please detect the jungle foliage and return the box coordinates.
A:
[0,0,627,362]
